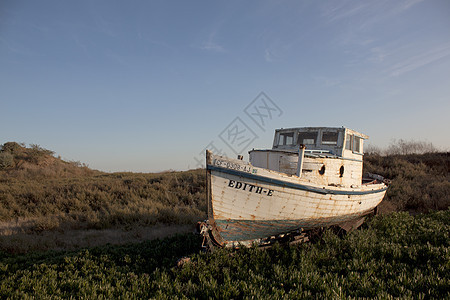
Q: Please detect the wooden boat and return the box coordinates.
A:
[199,127,388,248]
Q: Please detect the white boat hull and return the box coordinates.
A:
[206,151,387,246]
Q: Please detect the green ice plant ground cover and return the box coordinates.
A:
[1,210,448,299]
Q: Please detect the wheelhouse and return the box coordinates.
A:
[273,127,368,159]
[249,127,370,187]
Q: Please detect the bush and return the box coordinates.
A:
[365,139,440,156]
[0,152,14,169]
[27,144,55,163]
[387,139,438,155]
[0,169,207,230]
[0,142,22,154]
[364,152,450,212]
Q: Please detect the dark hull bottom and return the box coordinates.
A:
[215,210,373,242]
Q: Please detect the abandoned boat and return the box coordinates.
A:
[199,127,388,248]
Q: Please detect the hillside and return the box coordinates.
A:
[0,142,449,252]
[0,142,206,252]
[0,142,97,178]
[364,152,450,213]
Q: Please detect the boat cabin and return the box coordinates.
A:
[273,127,368,158]
[249,127,369,187]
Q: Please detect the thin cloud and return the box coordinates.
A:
[135,25,177,53]
[263,40,291,63]
[264,49,274,62]
[323,2,369,23]
[312,76,342,88]
[72,35,89,56]
[199,31,226,53]
[369,47,389,63]
[200,40,225,52]
[0,37,35,56]
[322,0,425,29]
[389,43,450,76]
[106,50,131,67]
[395,0,425,12]
[88,6,117,38]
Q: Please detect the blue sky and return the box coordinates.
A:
[1,0,449,172]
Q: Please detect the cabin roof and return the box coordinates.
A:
[275,126,369,139]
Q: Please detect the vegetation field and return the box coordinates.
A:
[0,143,206,229]
[0,143,206,252]
[0,142,449,297]
[364,151,449,212]
[0,210,448,298]
[0,143,448,234]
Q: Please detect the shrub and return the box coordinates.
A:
[364,152,450,212]
[0,152,14,169]
[386,139,438,155]
[0,142,22,154]
[0,168,207,231]
[27,144,55,163]
[365,139,440,156]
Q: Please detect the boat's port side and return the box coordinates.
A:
[203,126,388,249]
[205,165,386,244]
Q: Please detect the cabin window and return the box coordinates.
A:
[319,165,325,175]
[298,132,317,145]
[353,136,362,153]
[322,131,338,145]
[279,132,294,146]
[345,134,352,150]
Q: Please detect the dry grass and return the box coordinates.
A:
[364,152,450,213]
[0,142,448,253]
[0,223,193,253]
[0,170,206,231]
[0,143,206,252]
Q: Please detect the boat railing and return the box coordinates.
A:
[305,149,332,154]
